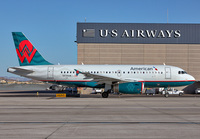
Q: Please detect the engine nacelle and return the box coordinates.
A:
[113,82,143,94]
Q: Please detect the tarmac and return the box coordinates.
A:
[0,93,200,139]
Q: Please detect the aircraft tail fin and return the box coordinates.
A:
[12,32,53,66]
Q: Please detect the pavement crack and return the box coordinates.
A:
[44,104,90,138]
[44,122,66,139]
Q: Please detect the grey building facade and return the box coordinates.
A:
[76,23,200,82]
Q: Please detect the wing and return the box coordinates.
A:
[75,69,142,84]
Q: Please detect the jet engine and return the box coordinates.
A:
[113,82,143,94]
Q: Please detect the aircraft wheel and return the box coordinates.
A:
[102,92,109,98]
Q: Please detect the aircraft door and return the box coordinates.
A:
[165,67,171,79]
[47,67,54,79]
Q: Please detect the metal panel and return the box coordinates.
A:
[77,23,200,44]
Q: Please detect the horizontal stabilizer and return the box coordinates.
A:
[7,67,34,74]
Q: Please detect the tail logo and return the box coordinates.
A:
[16,40,37,63]
[153,66,158,71]
[75,70,80,76]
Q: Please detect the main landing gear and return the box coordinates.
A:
[102,92,109,98]
[102,83,112,98]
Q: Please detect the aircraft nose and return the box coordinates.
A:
[189,74,195,81]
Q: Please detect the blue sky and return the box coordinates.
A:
[0,0,200,77]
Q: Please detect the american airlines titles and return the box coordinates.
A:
[99,29,181,38]
[130,67,153,70]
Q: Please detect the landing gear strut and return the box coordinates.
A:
[102,92,109,98]
[102,83,112,98]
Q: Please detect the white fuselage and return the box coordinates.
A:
[8,65,195,88]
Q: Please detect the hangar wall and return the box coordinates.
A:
[77,43,200,80]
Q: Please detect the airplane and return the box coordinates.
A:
[7,32,195,98]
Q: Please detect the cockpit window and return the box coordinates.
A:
[178,71,187,74]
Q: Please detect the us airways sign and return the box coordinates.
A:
[99,29,181,38]
[77,23,200,44]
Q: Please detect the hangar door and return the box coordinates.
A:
[165,67,171,79]
[47,67,54,79]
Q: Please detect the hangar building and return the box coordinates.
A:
[76,23,200,92]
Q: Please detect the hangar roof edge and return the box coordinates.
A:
[77,23,200,44]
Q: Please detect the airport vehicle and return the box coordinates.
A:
[91,88,102,94]
[7,32,195,98]
[145,88,156,95]
[195,88,200,94]
[162,88,184,96]
[46,85,64,91]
